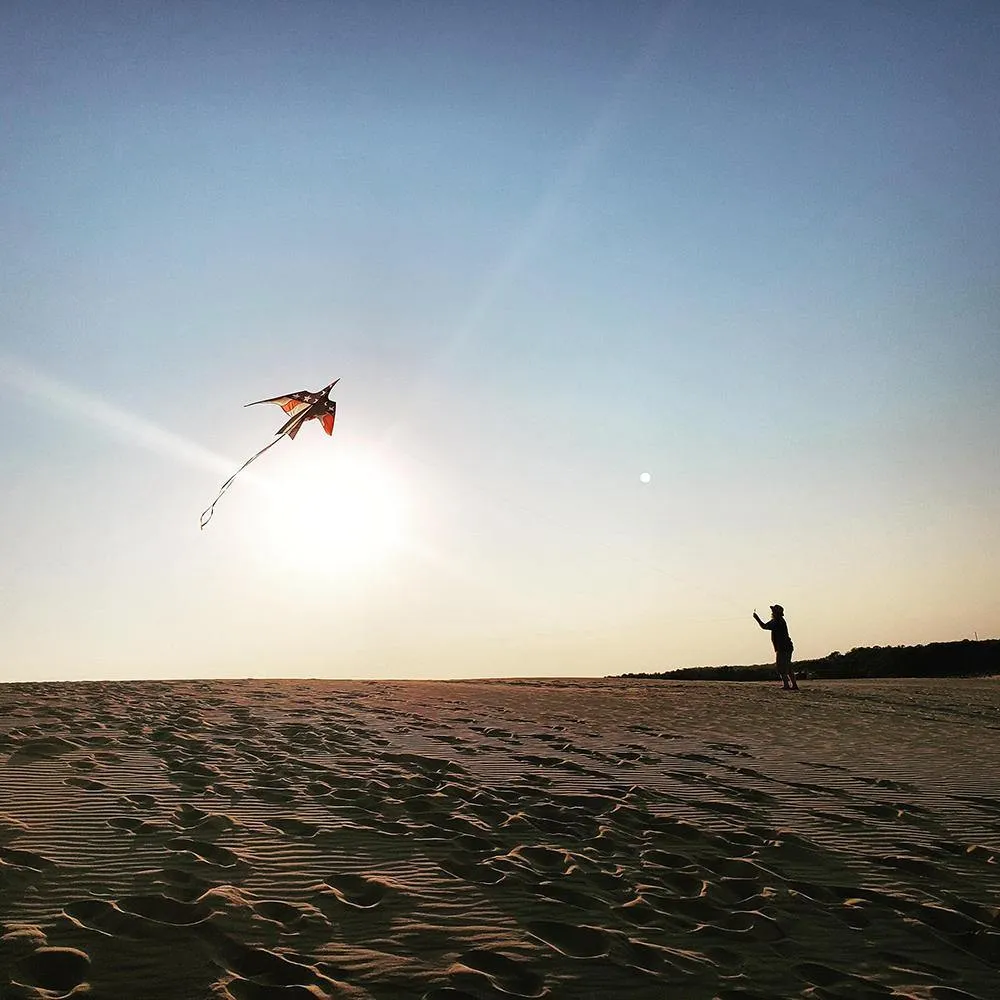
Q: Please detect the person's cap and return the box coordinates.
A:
[770,604,784,614]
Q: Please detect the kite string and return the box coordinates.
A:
[199,434,285,529]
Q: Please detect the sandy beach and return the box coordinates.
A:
[1,677,998,999]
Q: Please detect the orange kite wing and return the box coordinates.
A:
[245,391,314,417]
[200,377,341,529]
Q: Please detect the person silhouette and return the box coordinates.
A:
[753,604,798,690]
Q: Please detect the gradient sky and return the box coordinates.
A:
[2,1,998,681]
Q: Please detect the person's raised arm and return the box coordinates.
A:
[753,610,770,629]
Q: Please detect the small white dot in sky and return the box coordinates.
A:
[639,472,651,484]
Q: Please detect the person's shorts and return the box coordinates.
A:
[776,647,793,666]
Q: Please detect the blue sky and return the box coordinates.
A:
[2,1,998,680]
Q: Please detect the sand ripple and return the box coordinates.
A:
[1,676,999,998]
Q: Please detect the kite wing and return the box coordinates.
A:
[318,405,335,436]
[246,390,315,417]
[248,378,340,439]
[276,398,336,440]
[199,378,340,529]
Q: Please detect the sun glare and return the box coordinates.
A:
[249,442,410,578]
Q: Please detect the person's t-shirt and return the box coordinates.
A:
[766,616,793,652]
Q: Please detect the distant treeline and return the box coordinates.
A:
[622,639,1000,681]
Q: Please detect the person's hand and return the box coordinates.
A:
[753,609,757,617]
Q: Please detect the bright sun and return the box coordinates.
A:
[247,441,410,577]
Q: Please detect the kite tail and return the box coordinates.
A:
[199,435,285,529]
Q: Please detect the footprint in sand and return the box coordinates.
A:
[876,853,939,876]
[129,818,171,836]
[855,775,921,794]
[13,946,90,994]
[927,988,991,999]
[438,856,506,885]
[167,759,223,790]
[696,909,785,943]
[0,815,30,844]
[637,889,718,925]
[627,938,718,977]
[183,812,239,838]
[171,804,213,828]
[793,961,892,996]
[166,837,242,869]
[454,951,545,998]
[619,937,669,973]
[264,816,321,839]
[211,940,318,987]
[794,961,850,989]
[647,868,706,897]
[646,816,714,845]
[707,741,753,757]
[954,794,1000,815]
[451,833,494,853]
[321,874,389,909]
[806,807,868,828]
[0,847,56,872]
[118,894,213,927]
[700,857,764,881]
[534,880,595,909]
[714,782,778,806]
[781,778,851,800]
[250,784,296,804]
[64,775,109,791]
[525,920,610,959]
[224,979,346,1000]
[252,899,327,929]
[107,816,146,834]
[698,799,755,819]
[7,736,80,760]
[65,897,159,938]
[713,989,783,1000]
[640,848,694,870]
[505,845,573,876]
[120,793,157,809]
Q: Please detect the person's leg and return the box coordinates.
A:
[780,649,798,690]
[776,653,790,689]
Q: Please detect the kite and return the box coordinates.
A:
[200,378,340,528]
